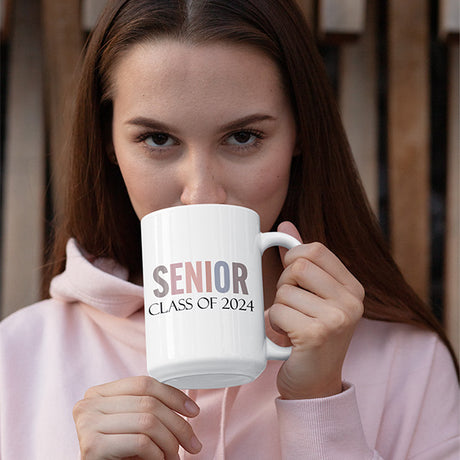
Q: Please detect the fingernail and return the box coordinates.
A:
[184,399,200,416]
[190,435,202,452]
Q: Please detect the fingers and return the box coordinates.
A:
[273,280,355,334]
[77,394,201,454]
[270,299,352,349]
[277,222,364,301]
[91,412,183,458]
[85,375,200,417]
[80,433,168,459]
[74,376,202,460]
[271,241,364,347]
[279,241,365,303]
[275,283,325,319]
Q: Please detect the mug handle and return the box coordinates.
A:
[258,231,301,361]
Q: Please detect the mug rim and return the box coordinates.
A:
[141,204,259,224]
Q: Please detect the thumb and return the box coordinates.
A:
[277,221,303,267]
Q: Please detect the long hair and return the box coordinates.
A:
[44,0,458,374]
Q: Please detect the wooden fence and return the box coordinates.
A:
[1,0,459,358]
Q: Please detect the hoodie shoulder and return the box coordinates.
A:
[0,297,70,347]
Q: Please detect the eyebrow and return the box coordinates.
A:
[125,114,276,132]
[219,114,277,131]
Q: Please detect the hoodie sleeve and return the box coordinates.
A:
[275,335,460,460]
[275,383,381,460]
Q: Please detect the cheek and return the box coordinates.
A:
[251,167,290,200]
[118,168,150,218]
[241,158,292,231]
[260,144,293,196]
[116,160,173,220]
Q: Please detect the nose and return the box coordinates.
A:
[180,152,227,205]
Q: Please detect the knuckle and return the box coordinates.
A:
[135,433,154,452]
[83,386,98,399]
[269,302,286,320]
[308,241,327,260]
[352,295,364,315]
[74,411,95,436]
[351,301,364,321]
[72,399,85,418]
[289,327,309,344]
[134,375,153,395]
[356,283,366,302]
[276,283,294,302]
[73,398,94,423]
[290,258,309,279]
[343,291,364,317]
[138,412,158,431]
[138,395,158,413]
[329,308,348,330]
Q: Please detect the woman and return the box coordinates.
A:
[1,0,458,458]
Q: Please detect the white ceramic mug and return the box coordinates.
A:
[141,204,300,389]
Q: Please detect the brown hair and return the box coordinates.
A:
[45,0,458,374]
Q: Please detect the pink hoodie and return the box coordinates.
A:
[0,239,458,459]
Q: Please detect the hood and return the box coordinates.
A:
[49,239,145,353]
[50,238,144,317]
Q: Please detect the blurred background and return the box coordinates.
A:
[0,0,459,358]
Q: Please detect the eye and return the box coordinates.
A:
[144,132,176,148]
[225,129,264,147]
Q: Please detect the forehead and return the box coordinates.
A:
[110,39,287,113]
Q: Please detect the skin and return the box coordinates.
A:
[73,40,364,459]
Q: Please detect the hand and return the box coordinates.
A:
[270,222,365,400]
[73,376,202,459]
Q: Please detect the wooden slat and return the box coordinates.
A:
[387,0,430,301]
[339,0,379,212]
[439,0,460,40]
[0,0,12,40]
[41,0,82,223]
[445,42,459,360]
[1,0,44,318]
[0,0,5,35]
[81,0,106,31]
[318,0,366,38]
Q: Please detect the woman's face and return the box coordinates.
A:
[110,40,297,232]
